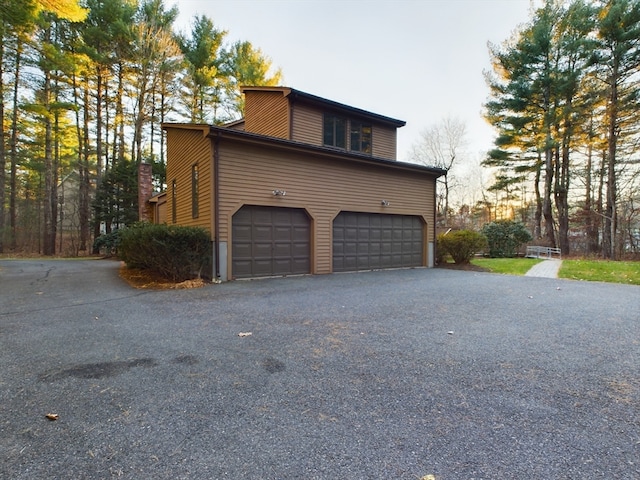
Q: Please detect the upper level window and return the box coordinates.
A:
[350,122,372,154]
[323,114,346,148]
[191,163,199,219]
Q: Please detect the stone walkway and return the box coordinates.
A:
[525,259,562,278]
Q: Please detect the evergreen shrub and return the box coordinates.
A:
[481,220,532,257]
[118,223,212,281]
[438,230,487,264]
[93,229,121,257]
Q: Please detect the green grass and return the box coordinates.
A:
[470,257,640,285]
[559,259,640,285]
[471,257,543,275]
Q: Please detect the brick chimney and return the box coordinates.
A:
[138,163,153,222]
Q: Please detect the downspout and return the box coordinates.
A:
[211,131,221,280]
[433,174,439,266]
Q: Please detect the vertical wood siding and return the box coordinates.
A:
[243,90,289,139]
[165,128,213,231]
[217,140,435,278]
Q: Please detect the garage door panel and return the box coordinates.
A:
[232,206,310,279]
[333,212,423,273]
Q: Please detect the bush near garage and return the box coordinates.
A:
[117,223,212,282]
[481,220,532,258]
[438,230,488,264]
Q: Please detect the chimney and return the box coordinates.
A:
[138,163,153,222]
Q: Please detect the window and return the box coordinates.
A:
[191,164,199,219]
[350,122,372,154]
[171,179,177,223]
[323,114,346,148]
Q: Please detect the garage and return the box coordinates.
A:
[232,206,311,279]
[333,212,424,272]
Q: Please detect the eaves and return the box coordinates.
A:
[200,124,447,179]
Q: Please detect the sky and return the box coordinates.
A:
[169,0,537,167]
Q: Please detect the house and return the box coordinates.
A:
[160,86,446,281]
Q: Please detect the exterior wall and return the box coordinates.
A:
[371,124,397,160]
[165,128,213,231]
[290,103,322,146]
[149,193,167,224]
[290,103,398,160]
[217,139,436,279]
[243,90,290,139]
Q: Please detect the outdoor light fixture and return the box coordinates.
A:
[272,189,286,196]
[381,200,390,206]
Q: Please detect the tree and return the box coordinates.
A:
[0,0,285,255]
[179,15,226,123]
[481,220,532,258]
[410,117,467,226]
[220,40,282,119]
[0,0,39,252]
[595,0,640,259]
[483,0,629,258]
[34,0,88,22]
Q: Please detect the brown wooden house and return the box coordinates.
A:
[160,86,445,281]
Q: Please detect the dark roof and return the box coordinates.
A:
[240,86,406,128]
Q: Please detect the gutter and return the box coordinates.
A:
[211,131,221,280]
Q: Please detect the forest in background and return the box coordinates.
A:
[0,0,280,255]
[480,0,639,259]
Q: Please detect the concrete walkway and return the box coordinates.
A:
[525,259,562,278]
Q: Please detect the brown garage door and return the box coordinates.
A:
[333,212,423,272]
[232,206,311,279]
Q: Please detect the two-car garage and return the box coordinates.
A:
[232,206,424,279]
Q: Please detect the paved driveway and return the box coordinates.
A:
[1,259,639,479]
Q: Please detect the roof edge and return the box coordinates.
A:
[240,86,406,128]
[198,123,445,177]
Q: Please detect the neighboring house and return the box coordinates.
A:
[159,86,446,281]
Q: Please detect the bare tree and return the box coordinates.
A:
[410,117,467,226]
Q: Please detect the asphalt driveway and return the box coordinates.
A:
[1,259,639,479]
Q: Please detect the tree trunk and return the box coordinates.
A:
[0,36,5,253]
[542,141,556,247]
[603,60,619,259]
[43,70,55,255]
[79,78,90,252]
[584,140,599,254]
[92,67,104,253]
[534,155,542,239]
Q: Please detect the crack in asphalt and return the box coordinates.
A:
[0,290,150,317]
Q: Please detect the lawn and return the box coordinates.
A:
[560,259,640,285]
[471,257,543,275]
[470,257,640,285]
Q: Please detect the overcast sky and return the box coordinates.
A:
[170,0,538,166]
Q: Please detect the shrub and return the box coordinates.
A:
[118,223,212,281]
[435,234,448,264]
[93,229,121,257]
[481,220,532,258]
[438,230,487,264]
